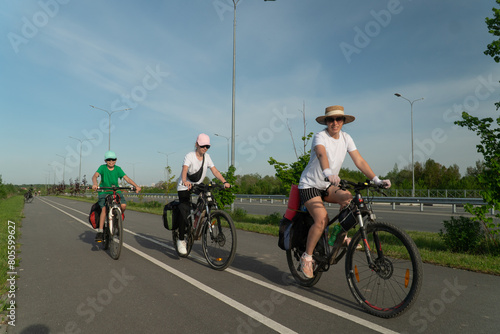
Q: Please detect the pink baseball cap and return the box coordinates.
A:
[196,133,210,146]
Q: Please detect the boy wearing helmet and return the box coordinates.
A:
[92,151,141,242]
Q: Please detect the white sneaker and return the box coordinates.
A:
[177,239,187,255]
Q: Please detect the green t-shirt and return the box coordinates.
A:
[96,164,126,193]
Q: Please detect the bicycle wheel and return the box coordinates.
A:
[345,222,423,318]
[286,236,324,287]
[173,226,194,258]
[201,210,237,270]
[109,208,123,260]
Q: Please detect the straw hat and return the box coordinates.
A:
[315,105,355,125]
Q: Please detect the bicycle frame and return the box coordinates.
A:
[189,183,220,240]
[97,186,134,234]
[318,181,382,269]
[105,192,121,234]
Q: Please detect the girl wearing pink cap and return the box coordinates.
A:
[175,133,230,255]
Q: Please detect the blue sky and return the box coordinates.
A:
[1,0,499,186]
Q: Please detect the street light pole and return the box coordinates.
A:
[56,154,66,185]
[214,133,230,169]
[69,136,96,182]
[231,0,239,168]
[394,93,424,197]
[90,105,132,150]
[229,0,275,168]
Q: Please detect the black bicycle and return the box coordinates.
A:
[168,183,237,270]
[286,180,423,318]
[96,186,135,260]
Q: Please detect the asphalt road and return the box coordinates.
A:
[8,196,500,333]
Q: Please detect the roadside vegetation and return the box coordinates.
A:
[0,176,23,320]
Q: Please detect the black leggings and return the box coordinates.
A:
[177,190,191,240]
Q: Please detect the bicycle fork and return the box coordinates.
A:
[355,210,380,271]
[108,205,121,235]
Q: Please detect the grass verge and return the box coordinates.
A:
[0,196,24,321]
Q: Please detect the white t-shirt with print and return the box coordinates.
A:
[177,152,215,191]
[298,129,357,191]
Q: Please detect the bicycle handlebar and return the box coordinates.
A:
[190,182,231,193]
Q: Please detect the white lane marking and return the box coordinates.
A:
[41,197,399,334]
[38,197,297,334]
[225,269,399,334]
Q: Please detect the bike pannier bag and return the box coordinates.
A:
[339,201,357,231]
[88,202,102,229]
[163,200,181,230]
[278,216,293,250]
[290,212,314,250]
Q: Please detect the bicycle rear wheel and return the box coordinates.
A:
[345,222,423,318]
[201,210,237,270]
[109,208,123,260]
[286,230,326,287]
[172,224,194,258]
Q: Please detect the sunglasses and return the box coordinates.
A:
[105,159,117,162]
[326,117,344,123]
[200,145,210,149]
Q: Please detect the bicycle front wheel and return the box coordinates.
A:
[202,210,237,270]
[109,208,123,260]
[345,222,423,318]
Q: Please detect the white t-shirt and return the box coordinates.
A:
[177,152,215,191]
[298,129,357,190]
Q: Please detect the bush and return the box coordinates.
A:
[439,216,483,253]
[230,208,248,221]
[266,212,282,226]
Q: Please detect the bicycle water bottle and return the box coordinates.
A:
[328,223,342,246]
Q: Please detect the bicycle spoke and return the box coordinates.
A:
[345,222,422,318]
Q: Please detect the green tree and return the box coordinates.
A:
[213,165,237,209]
[454,1,500,246]
[268,154,310,194]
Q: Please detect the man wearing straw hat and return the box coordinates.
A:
[297,105,391,278]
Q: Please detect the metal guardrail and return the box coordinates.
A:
[371,197,487,214]
[123,193,491,214]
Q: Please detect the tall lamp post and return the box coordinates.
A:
[394,93,424,197]
[214,133,230,169]
[56,154,66,185]
[69,136,96,182]
[90,105,132,150]
[229,0,275,167]
[230,0,240,168]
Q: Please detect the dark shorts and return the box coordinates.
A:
[98,192,127,208]
[299,187,329,205]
